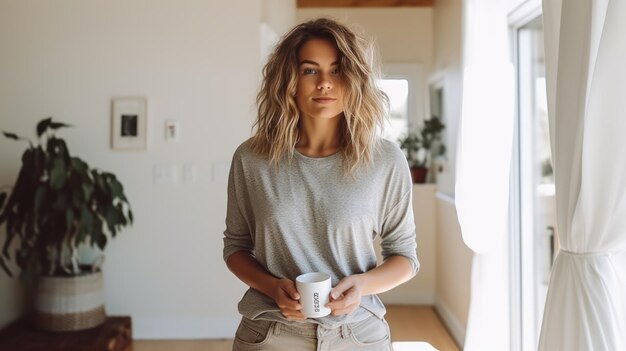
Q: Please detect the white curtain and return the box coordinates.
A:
[454,0,514,350]
[539,0,626,349]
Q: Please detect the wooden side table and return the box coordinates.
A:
[0,316,131,351]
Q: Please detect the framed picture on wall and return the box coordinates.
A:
[111,97,147,150]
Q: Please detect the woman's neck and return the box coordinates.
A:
[296,115,342,157]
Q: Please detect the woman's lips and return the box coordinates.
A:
[312,97,337,104]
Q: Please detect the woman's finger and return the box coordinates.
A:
[330,305,357,316]
[282,309,306,320]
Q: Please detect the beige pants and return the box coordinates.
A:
[232,313,393,351]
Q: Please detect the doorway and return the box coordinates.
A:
[510,13,556,351]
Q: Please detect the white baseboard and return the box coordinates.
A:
[379,291,435,305]
[434,297,465,349]
[132,316,240,339]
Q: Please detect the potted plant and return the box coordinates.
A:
[398,131,426,183]
[398,118,446,183]
[0,117,133,331]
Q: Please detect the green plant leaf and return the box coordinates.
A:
[0,257,13,277]
[32,146,45,175]
[21,148,34,167]
[116,204,127,227]
[90,215,103,242]
[109,178,123,199]
[36,117,53,137]
[2,131,20,140]
[128,209,134,224]
[47,137,71,161]
[65,209,75,235]
[34,185,47,214]
[50,122,72,130]
[49,158,67,190]
[52,193,68,212]
[70,157,88,173]
[16,246,35,275]
[94,171,107,194]
[82,183,94,200]
[2,227,14,259]
[95,231,107,250]
[80,208,93,236]
[438,144,447,157]
[105,206,119,233]
[12,155,38,218]
[68,173,84,208]
[74,208,92,246]
[75,227,87,246]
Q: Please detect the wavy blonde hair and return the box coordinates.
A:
[250,18,389,175]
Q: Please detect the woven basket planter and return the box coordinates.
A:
[35,271,106,331]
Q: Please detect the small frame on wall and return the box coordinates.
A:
[111,97,147,150]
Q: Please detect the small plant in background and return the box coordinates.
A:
[420,117,446,164]
[541,157,554,179]
[0,117,133,280]
[398,132,422,168]
[398,118,446,183]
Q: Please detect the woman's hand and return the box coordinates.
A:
[270,278,306,321]
[326,274,365,316]
[226,253,306,320]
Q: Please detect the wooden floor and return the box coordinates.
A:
[130,305,460,351]
[385,306,460,351]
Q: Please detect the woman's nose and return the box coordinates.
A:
[317,75,333,91]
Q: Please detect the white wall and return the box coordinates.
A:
[379,184,437,305]
[0,0,295,338]
[432,0,463,197]
[435,194,472,347]
[263,0,297,36]
[298,8,434,68]
[431,1,473,347]
[509,0,535,11]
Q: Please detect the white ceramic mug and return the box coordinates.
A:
[295,272,332,318]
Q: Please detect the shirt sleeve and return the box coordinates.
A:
[380,190,420,275]
[222,147,253,262]
[378,145,420,276]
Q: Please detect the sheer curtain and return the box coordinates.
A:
[539,0,626,349]
[454,0,514,349]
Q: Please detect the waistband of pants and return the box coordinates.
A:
[273,320,352,339]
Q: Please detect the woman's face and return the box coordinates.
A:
[295,38,345,121]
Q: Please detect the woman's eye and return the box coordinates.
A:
[331,68,340,75]
[303,68,317,75]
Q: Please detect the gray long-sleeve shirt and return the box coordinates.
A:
[223,138,419,328]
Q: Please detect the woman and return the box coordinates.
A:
[223,18,419,350]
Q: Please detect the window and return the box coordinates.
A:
[378,78,409,142]
[377,64,425,143]
[511,13,555,351]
